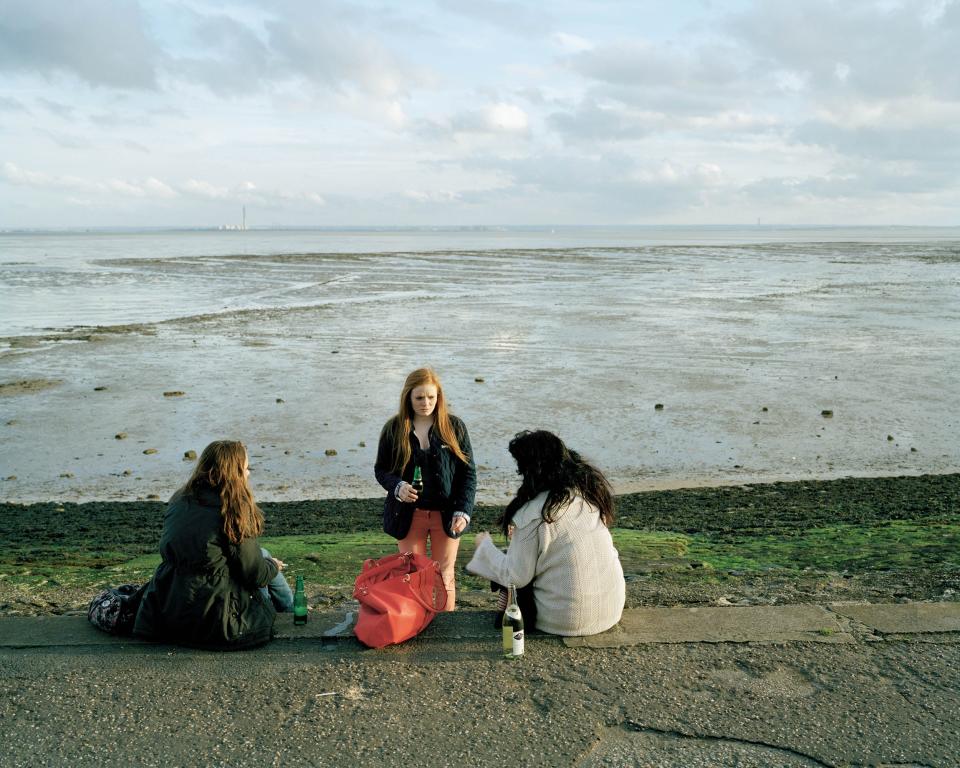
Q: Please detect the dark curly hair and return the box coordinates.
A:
[500,430,614,535]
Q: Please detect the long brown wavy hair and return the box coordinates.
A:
[385,367,469,473]
[184,440,264,545]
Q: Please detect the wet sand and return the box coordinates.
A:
[2,241,958,503]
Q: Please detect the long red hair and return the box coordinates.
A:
[385,367,469,473]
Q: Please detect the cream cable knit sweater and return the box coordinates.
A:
[466,491,625,636]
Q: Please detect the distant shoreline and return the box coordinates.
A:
[4,223,960,236]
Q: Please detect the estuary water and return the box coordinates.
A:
[1,226,958,502]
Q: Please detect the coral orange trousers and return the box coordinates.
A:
[397,509,459,611]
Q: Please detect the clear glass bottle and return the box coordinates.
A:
[502,583,524,659]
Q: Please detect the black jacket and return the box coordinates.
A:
[133,486,278,650]
[374,415,477,539]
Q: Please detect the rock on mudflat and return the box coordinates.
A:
[474,377,485,383]
[143,448,158,455]
[654,403,664,410]
[115,432,128,440]
[94,386,108,391]
[184,450,197,460]
[163,391,185,397]
[276,398,285,404]
[325,449,338,456]
[59,472,74,478]
[821,409,834,418]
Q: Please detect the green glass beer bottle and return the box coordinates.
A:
[293,574,308,625]
[502,584,524,659]
[411,465,424,494]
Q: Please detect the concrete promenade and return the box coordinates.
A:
[1,602,958,767]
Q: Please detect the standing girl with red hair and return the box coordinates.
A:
[375,368,477,610]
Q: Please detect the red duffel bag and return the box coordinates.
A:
[353,551,447,648]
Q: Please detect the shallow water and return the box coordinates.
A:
[1,227,958,502]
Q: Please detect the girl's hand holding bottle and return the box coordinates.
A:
[397,482,419,503]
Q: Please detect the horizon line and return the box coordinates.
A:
[3,223,959,235]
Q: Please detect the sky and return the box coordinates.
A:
[1,0,959,228]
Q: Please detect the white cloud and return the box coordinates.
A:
[553,32,593,53]
[2,0,960,226]
[413,101,530,140]
[0,0,161,89]
[485,103,529,133]
[181,179,230,200]
[1,162,324,208]
[403,189,461,203]
[0,95,26,111]
[436,0,553,35]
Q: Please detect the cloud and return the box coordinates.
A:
[414,101,530,140]
[726,0,960,101]
[482,103,529,133]
[403,189,461,204]
[170,11,272,95]
[37,98,76,118]
[37,129,95,150]
[264,8,422,99]
[0,0,161,89]
[180,178,325,208]
[0,0,425,106]
[549,98,779,144]
[553,32,592,53]
[460,153,724,217]
[1,161,88,190]
[566,39,745,90]
[792,117,960,165]
[436,0,553,35]
[0,162,323,207]
[0,96,26,112]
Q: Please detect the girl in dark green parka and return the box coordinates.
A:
[134,440,286,650]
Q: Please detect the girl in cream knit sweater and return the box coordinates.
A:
[467,430,625,636]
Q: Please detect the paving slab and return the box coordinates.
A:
[564,605,853,648]
[831,601,960,634]
[0,609,361,648]
[6,603,960,650]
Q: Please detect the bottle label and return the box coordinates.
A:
[512,630,524,657]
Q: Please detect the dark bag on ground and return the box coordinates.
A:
[353,552,446,648]
[87,583,146,636]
